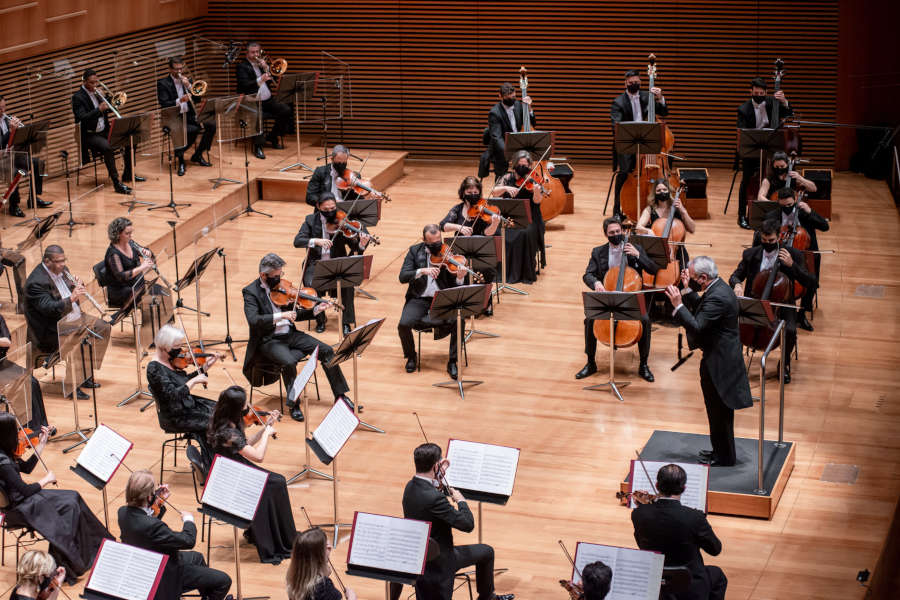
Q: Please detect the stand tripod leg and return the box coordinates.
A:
[236,129,272,218]
[13,144,43,227]
[603,170,617,215]
[233,526,269,600]
[583,316,630,401]
[148,131,191,215]
[62,340,100,452]
[312,459,353,545]
[60,154,95,236]
[287,386,335,484]
[210,113,241,189]
[433,309,483,399]
[464,314,499,342]
[476,502,509,577]
[355,286,377,301]
[120,135,155,211]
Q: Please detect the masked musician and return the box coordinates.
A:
[576,217,658,383]
[479,82,536,179]
[71,69,143,195]
[9,550,66,600]
[286,528,358,600]
[636,180,696,269]
[1,95,52,217]
[440,176,499,300]
[156,56,216,176]
[304,145,365,206]
[0,313,52,435]
[235,41,292,160]
[495,150,547,280]
[756,151,815,204]
[611,70,668,218]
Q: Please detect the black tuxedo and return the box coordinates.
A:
[402,477,496,600]
[674,278,752,465]
[610,90,669,214]
[481,100,536,178]
[156,75,216,160]
[304,164,363,206]
[735,96,794,217]
[71,87,132,183]
[117,505,231,600]
[242,278,348,397]
[582,242,658,365]
[234,59,292,147]
[0,117,42,211]
[760,206,828,312]
[632,498,726,600]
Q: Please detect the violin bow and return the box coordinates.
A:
[300,506,348,595]
[412,412,453,495]
[634,448,660,497]
[507,144,552,199]
[175,312,207,390]
[557,539,583,580]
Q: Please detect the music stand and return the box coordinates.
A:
[58,150,96,235]
[615,122,662,218]
[326,318,385,433]
[173,246,219,336]
[444,235,500,341]
[9,118,50,227]
[211,94,260,191]
[278,71,319,173]
[431,284,492,399]
[310,255,373,341]
[55,313,106,453]
[14,210,60,254]
[630,233,670,271]
[749,200,778,230]
[107,113,155,211]
[738,128,786,207]
[486,197,531,297]
[285,347,332,484]
[582,291,648,401]
[336,198,381,227]
[202,247,247,360]
[504,131,553,162]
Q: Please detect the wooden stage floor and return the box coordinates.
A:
[0,141,897,600]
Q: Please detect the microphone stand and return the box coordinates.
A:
[235,119,271,218]
[203,247,247,360]
[60,150,94,236]
[148,126,191,217]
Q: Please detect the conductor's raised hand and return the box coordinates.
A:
[664,284,683,308]
[624,242,639,258]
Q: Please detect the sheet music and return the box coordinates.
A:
[86,540,167,600]
[289,346,318,404]
[445,439,520,496]
[348,512,430,575]
[630,460,709,512]
[572,542,664,600]
[76,424,132,483]
[312,399,359,458]
[201,455,269,521]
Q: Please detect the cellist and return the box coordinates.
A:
[576,217,658,383]
[636,180,696,270]
[756,151,816,203]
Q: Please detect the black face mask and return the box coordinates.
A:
[515,165,531,178]
[761,241,778,252]
[608,234,624,246]
[688,278,703,293]
[321,209,339,223]
[266,274,281,289]
[752,95,766,104]
[655,192,670,203]
[501,97,515,107]
[426,241,444,255]
[463,192,480,204]
[774,166,788,176]
[166,347,182,362]
[781,204,795,214]
[332,162,347,175]
[626,83,640,94]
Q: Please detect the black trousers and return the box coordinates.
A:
[314,284,356,328]
[778,306,798,368]
[258,330,349,398]
[489,137,508,178]
[84,132,133,182]
[800,253,821,313]
[175,118,216,160]
[254,98,292,146]
[737,157,759,218]
[398,297,458,362]
[584,315,651,365]
[700,363,736,466]
[613,153,637,215]
[414,543,496,600]
[179,551,232,600]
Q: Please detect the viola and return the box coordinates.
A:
[615,489,658,505]
[14,427,40,459]
[335,168,391,202]
[428,244,484,282]
[325,209,381,245]
[465,198,513,227]
[268,278,342,310]
[594,220,643,349]
[170,346,224,371]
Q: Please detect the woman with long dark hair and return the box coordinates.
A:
[494,150,545,283]
[286,527,357,600]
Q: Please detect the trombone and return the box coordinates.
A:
[96,79,127,119]
[258,50,288,89]
[178,69,208,114]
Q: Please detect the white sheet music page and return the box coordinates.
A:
[444,439,520,496]
[629,460,709,512]
[75,424,132,483]
[347,512,431,575]
[201,455,269,521]
[86,539,167,600]
[312,397,360,458]
[572,542,664,600]
[289,346,318,404]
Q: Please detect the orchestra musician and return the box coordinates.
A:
[103,217,157,308]
[235,41,292,160]
[71,68,143,195]
[293,192,372,336]
[636,180,696,269]
[24,245,111,401]
[495,150,545,282]
[611,69,668,219]
[480,82,536,179]
[118,469,233,600]
[8,550,66,600]
[207,386,296,565]
[304,145,364,206]
[582,561,613,600]
[0,413,112,582]
[631,464,726,600]
[576,217,658,383]
[286,527,358,600]
[156,56,216,176]
[664,257,752,467]
[398,224,467,378]
[756,151,815,203]
[0,312,53,435]
[0,234,28,313]
[735,77,793,229]
[402,443,515,600]
[242,253,354,423]
[729,220,817,384]
[1,95,52,217]
[440,176,499,300]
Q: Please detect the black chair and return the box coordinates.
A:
[150,390,196,484]
[0,489,46,568]
[249,358,321,412]
[660,565,692,599]
[185,444,229,564]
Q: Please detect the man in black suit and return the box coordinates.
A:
[664,257,752,466]
[118,469,232,600]
[293,192,371,335]
[479,82,535,179]
[631,464,726,600]
[0,95,52,217]
[735,76,793,229]
[304,145,365,206]
[401,443,514,600]
[610,69,668,217]
[729,220,817,384]
[242,253,353,423]
[235,41,292,159]
[71,68,141,195]
[581,561,612,600]
[397,224,467,378]
[25,245,111,401]
[156,56,215,176]
[576,217,658,383]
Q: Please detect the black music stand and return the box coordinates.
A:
[203,247,246,360]
[326,318,385,433]
[444,235,500,341]
[108,114,154,211]
[9,118,50,227]
[336,198,381,227]
[431,284,492,399]
[173,247,219,319]
[15,210,60,254]
[630,233,670,271]
[749,200,778,230]
[310,255,373,340]
[738,128,786,202]
[487,197,532,297]
[582,291,648,401]
[614,122,662,218]
[504,131,552,162]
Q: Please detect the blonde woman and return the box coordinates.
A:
[286,527,357,600]
[10,550,65,600]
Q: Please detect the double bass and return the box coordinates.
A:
[642,183,686,288]
[593,221,643,348]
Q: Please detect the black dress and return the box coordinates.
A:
[146,361,215,438]
[208,425,296,564]
[497,173,541,283]
[0,451,112,578]
[104,243,145,308]
[438,203,498,286]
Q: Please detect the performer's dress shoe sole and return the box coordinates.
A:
[638,364,655,382]
[405,357,417,373]
[447,362,458,380]
[575,363,597,380]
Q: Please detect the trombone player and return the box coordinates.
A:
[235,41,292,160]
[157,56,216,176]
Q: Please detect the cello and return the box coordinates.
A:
[593,221,643,349]
[642,182,686,288]
[738,242,792,351]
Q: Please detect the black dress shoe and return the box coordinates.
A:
[113,182,132,195]
[575,362,597,380]
[738,215,751,230]
[122,174,145,183]
[783,366,791,385]
[8,206,24,217]
[27,197,53,209]
[343,323,352,336]
[253,145,266,160]
[698,454,721,466]
[69,388,90,400]
[48,426,58,437]
[493,594,515,600]
[82,377,101,389]
[798,312,814,331]
[269,139,284,150]
[340,396,363,412]
[447,361,458,380]
[638,363,655,382]
[405,356,417,373]
[177,161,186,177]
[316,320,327,334]
[287,402,304,422]
[190,154,212,167]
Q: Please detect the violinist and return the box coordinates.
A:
[103,217,158,308]
[294,192,372,335]
[631,464,726,600]
[304,145,365,206]
[495,150,545,281]
[9,550,66,600]
[481,82,536,179]
[235,41,292,160]
[286,527,358,600]
[0,413,112,582]
[118,469,233,600]
[440,176,499,298]
[242,253,353,424]
[729,220,818,384]
[576,217,658,383]
[636,180,696,269]
[756,151,816,204]
[398,225,467,378]
[0,312,53,435]
[156,56,216,175]
[581,562,613,600]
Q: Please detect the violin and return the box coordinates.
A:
[170,345,225,371]
[428,244,484,282]
[465,198,513,227]
[243,404,280,429]
[14,427,40,459]
[593,219,643,349]
[335,168,391,202]
[149,486,168,517]
[558,580,584,600]
[268,278,342,310]
[515,170,550,195]
[37,569,70,600]
[615,489,658,505]
[325,209,381,245]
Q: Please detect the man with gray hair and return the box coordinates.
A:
[664,257,752,467]
[304,145,365,206]
[241,253,353,422]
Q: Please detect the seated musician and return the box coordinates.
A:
[576,217,658,383]
[293,192,371,335]
[157,56,216,176]
[735,77,793,229]
[756,151,815,203]
[729,219,817,384]
[9,549,66,600]
[103,217,157,308]
[480,82,536,180]
[0,233,27,313]
[71,69,142,195]
[242,253,354,423]
[632,464,726,600]
[24,245,111,400]
[637,180,696,270]
[305,145,365,207]
[235,41,292,160]
[611,70,667,218]
[0,313,53,435]
[286,527,358,600]
[495,150,546,281]
[118,469,232,600]
[582,561,613,600]
[0,95,52,217]
[398,224,467,378]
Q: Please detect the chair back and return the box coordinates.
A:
[660,565,692,597]
[93,260,112,289]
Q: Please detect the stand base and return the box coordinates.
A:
[433,378,483,400]
[148,201,192,218]
[584,380,630,402]
[286,466,334,485]
[357,419,386,434]
[279,160,314,173]
[117,389,153,408]
[210,176,241,190]
[204,336,248,362]
[465,327,499,342]
[356,287,377,301]
[119,197,156,212]
[54,427,94,453]
[236,203,272,218]
[493,283,528,296]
